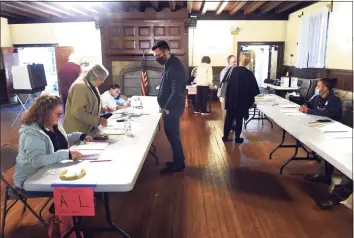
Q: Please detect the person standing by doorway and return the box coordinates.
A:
[152,40,186,174]
[223,53,259,143]
[58,53,81,111]
[194,56,213,115]
[219,55,236,118]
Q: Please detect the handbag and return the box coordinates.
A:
[217,67,234,98]
[48,215,84,238]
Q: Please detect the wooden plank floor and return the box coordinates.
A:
[1,103,353,238]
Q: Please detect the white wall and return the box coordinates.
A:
[10,22,102,64]
[189,20,287,66]
[1,17,12,47]
[285,2,353,70]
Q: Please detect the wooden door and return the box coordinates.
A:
[0,47,20,104]
[55,46,74,73]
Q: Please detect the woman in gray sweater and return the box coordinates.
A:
[13,94,91,190]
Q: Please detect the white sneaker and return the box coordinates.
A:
[201,112,210,115]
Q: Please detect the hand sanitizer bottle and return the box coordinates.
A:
[124,115,132,136]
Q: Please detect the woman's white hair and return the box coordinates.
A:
[85,64,109,83]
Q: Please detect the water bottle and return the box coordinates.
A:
[124,115,132,136]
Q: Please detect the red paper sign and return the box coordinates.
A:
[53,187,95,216]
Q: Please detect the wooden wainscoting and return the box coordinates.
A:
[282,66,353,92]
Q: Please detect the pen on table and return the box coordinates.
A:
[89,160,112,163]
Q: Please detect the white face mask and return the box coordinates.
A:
[315,89,320,95]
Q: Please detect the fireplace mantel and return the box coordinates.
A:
[99,15,188,92]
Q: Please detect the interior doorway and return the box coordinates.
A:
[237,42,284,87]
[15,44,59,95]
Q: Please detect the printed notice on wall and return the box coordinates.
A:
[53,187,95,216]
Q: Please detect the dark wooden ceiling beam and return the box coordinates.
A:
[216,1,229,15]
[0,3,39,19]
[260,1,283,14]
[0,10,22,19]
[229,1,247,15]
[31,2,74,17]
[50,2,90,17]
[169,1,176,11]
[275,2,301,14]
[7,2,62,18]
[244,1,267,15]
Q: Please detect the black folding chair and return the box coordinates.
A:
[1,144,52,238]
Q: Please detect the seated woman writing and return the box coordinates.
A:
[13,94,92,191]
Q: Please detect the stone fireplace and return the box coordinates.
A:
[112,60,163,96]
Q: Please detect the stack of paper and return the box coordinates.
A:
[284,112,306,116]
[280,109,299,113]
[319,123,351,134]
[100,123,125,135]
[281,104,298,108]
[71,142,109,160]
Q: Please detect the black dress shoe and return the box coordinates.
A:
[317,196,340,210]
[234,138,244,144]
[304,173,331,185]
[165,161,185,169]
[222,137,232,142]
[160,165,185,174]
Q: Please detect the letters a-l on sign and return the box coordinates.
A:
[53,187,95,216]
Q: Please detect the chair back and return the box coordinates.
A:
[0,144,18,175]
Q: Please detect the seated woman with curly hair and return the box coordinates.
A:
[13,94,92,191]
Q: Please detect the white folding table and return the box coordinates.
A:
[24,96,162,238]
[254,94,353,179]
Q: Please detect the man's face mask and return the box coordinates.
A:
[156,54,167,65]
[111,90,119,98]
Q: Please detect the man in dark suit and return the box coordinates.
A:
[152,41,186,174]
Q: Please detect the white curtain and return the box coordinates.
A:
[295,7,329,69]
[308,8,329,68]
[296,15,310,68]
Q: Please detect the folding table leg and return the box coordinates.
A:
[269,129,287,160]
[103,192,130,238]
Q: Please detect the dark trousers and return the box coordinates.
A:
[223,110,243,139]
[196,86,209,113]
[61,95,68,112]
[163,108,185,166]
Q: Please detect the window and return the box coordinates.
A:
[296,7,329,69]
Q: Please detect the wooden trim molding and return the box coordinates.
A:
[282,65,353,92]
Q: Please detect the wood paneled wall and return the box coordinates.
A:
[99,12,188,92]
[282,66,353,92]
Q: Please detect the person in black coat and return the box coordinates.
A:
[152,41,186,174]
[222,53,260,143]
